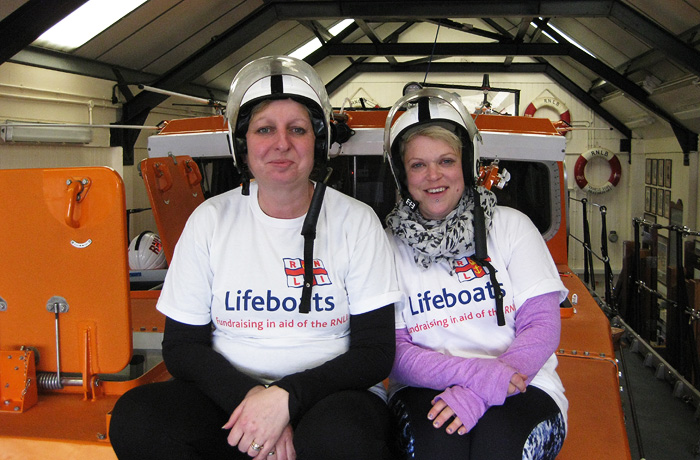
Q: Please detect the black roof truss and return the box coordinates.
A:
[2,0,698,157]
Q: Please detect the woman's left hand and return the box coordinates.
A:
[508,372,528,395]
[270,424,296,460]
[427,398,467,436]
[223,385,291,458]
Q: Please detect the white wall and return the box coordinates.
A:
[1,61,696,275]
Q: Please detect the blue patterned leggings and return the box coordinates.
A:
[391,386,566,460]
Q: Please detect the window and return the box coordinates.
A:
[34,0,147,51]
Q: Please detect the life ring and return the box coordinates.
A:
[574,148,622,194]
[524,95,571,126]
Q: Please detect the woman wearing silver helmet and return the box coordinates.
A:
[384,88,568,459]
[109,56,401,460]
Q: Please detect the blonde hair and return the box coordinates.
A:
[400,124,462,159]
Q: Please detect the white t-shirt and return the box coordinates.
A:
[157,181,401,385]
[388,206,568,420]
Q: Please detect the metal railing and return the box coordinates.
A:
[568,196,615,309]
[630,218,700,383]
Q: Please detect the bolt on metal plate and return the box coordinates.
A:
[46,296,69,313]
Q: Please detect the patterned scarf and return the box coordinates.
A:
[386,187,497,273]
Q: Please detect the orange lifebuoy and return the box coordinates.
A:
[574,148,621,194]
[524,95,571,125]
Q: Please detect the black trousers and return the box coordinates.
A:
[109,379,395,460]
[391,386,564,460]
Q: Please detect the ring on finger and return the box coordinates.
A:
[250,441,263,452]
[268,451,275,456]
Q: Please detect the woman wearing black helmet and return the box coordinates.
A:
[384,89,568,459]
[109,56,400,460]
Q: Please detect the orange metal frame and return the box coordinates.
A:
[158,114,228,135]
[0,168,132,382]
[0,167,170,459]
[140,155,205,263]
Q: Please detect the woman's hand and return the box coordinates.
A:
[427,398,467,436]
[508,372,528,395]
[223,385,291,458]
[270,424,296,460]
[427,372,527,437]
[428,376,526,437]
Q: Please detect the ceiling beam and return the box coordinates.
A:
[325,60,632,139]
[355,20,398,65]
[325,61,549,94]
[326,63,363,94]
[304,21,361,66]
[618,24,700,78]
[672,125,699,163]
[116,4,279,164]
[541,64,631,139]
[271,1,616,20]
[534,19,696,153]
[307,21,414,68]
[120,4,278,125]
[424,18,509,42]
[11,46,149,86]
[504,18,534,66]
[7,0,688,157]
[298,20,334,42]
[9,47,229,102]
[321,39,700,143]
[0,0,88,65]
[608,1,700,78]
[322,41,582,56]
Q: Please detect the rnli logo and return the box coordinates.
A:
[454,256,493,283]
[283,258,332,288]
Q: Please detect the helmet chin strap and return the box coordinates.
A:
[240,171,251,196]
[472,186,505,326]
[299,167,333,314]
[226,132,251,196]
